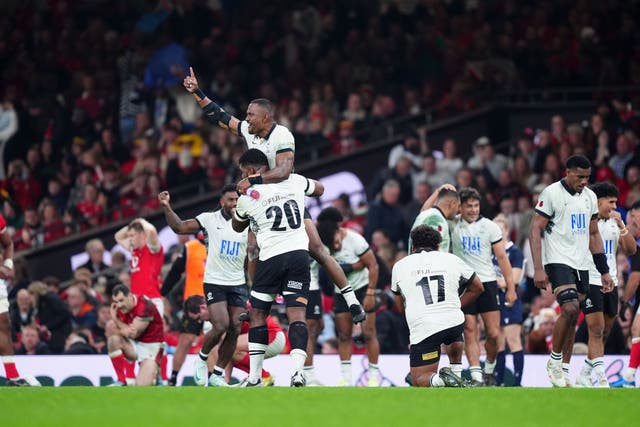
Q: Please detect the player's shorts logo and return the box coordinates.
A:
[585,298,593,309]
[207,292,213,302]
[421,351,438,361]
[287,280,303,290]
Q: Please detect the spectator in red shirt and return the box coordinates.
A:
[40,200,66,243]
[15,208,42,250]
[75,183,105,228]
[2,160,42,211]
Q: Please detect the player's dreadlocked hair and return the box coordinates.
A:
[410,225,442,253]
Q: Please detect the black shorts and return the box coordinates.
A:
[409,323,464,368]
[582,284,618,316]
[203,283,249,308]
[180,310,204,335]
[306,289,323,320]
[252,250,310,309]
[544,264,589,294]
[463,281,499,315]
[333,286,368,314]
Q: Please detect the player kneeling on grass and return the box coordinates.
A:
[392,225,484,387]
[107,285,165,386]
[186,296,285,386]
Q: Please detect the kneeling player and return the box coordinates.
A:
[185,296,285,386]
[392,225,483,387]
[107,285,164,386]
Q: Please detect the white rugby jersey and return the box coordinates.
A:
[309,257,320,291]
[331,229,371,292]
[535,180,598,269]
[239,121,295,170]
[588,218,620,287]
[451,216,503,282]
[195,210,248,286]
[391,250,476,344]
[409,207,450,253]
[234,174,314,260]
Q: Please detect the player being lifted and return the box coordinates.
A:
[183,67,365,323]
[392,225,484,387]
[530,155,614,387]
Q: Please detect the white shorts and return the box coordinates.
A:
[150,297,164,318]
[134,341,163,363]
[265,331,286,359]
[0,280,8,314]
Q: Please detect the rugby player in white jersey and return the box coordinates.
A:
[183,67,365,324]
[530,155,614,387]
[158,184,249,387]
[451,187,517,386]
[231,149,324,387]
[575,182,636,387]
[316,207,380,386]
[408,185,459,253]
[392,225,483,387]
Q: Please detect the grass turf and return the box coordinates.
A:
[1,387,635,427]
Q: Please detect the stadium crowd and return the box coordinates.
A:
[1,0,640,386]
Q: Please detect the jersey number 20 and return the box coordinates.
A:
[416,275,445,305]
[266,200,302,231]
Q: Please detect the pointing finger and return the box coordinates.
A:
[190,67,195,78]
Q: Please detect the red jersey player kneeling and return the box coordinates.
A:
[107,285,164,386]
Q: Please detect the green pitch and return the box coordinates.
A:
[1,387,635,427]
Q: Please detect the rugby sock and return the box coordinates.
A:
[562,363,570,377]
[213,365,225,377]
[579,358,593,378]
[369,363,380,382]
[495,351,506,385]
[248,325,269,384]
[303,366,316,382]
[591,357,605,378]
[629,338,640,369]
[450,363,463,378]
[2,356,19,379]
[340,285,359,307]
[198,350,209,362]
[469,366,482,382]
[550,351,562,364]
[430,373,445,387]
[483,359,496,374]
[290,349,307,372]
[109,350,127,383]
[341,361,352,383]
[512,350,524,386]
[234,353,270,378]
[160,353,168,381]
[169,370,179,386]
[125,360,136,381]
[288,321,308,372]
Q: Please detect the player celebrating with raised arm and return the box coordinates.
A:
[231,149,324,387]
[575,182,636,387]
[158,184,249,387]
[451,188,517,386]
[107,285,164,386]
[529,155,614,387]
[183,68,365,324]
[392,225,484,387]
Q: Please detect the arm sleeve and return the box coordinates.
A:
[534,187,554,219]
[239,121,250,139]
[390,264,400,294]
[274,127,295,153]
[234,197,250,221]
[161,245,186,296]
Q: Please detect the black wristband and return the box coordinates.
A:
[193,88,206,99]
[202,101,221,115]
[248,175,263,185]
[593,253,609,274]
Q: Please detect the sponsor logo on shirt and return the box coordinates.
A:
[570,213,587,235]
[462,236,482,256]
